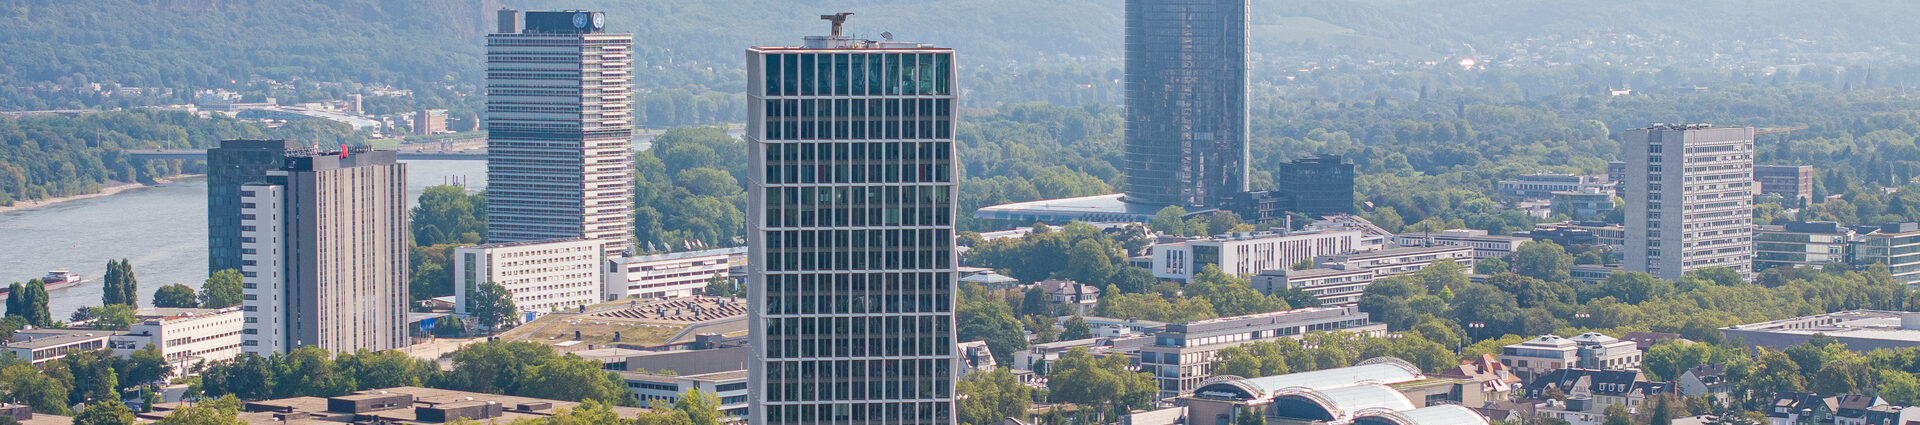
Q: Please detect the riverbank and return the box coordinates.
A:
[0,174,203,215]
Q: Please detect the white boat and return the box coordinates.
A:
[41,269,83,290]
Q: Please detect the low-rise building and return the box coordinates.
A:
[111,307,245,376]
[1140,306,1386,398]
[605,247,745,300]
[7,330,119,365]
[1315,245,1476,278]
[1570,264,1621,284]
[1678,364,1730,404]
[1182,358,1491,425]
[1853,223,1920,288]
[1552,188,1617,221]
[1755,165,1815,206]
[1499,173,1611,200]
[149,386,649,423]
[1250,267,1374,306]
[1530,222,1626,249]
[1754,221,1853,271]
[1391,229,1533,259]
[454,239,606,321]
[623,370,749,421]
[1768,392,1837,425]
[1152,229,1367,282]
[1569,332,1641,371]
[1835,394,1886,425]
[1524,369,1666,425]
[1497,333,1641,381]
[1721,310,1920,352]
[1035,279,1101,315]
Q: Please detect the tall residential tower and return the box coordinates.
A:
[239,147,410,354]
[1624,124,1756,281]
[207,139,300,274]
[747,14,959,424]
[1123,0,1250,208]
[485,10,634,256]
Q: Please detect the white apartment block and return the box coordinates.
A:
[1250,267,1375,306]
[606,247,743,300]
[239,183,287,356]
[111,307,245,376]
[1391,228,1532,259]
[1624,124,1755,281]
[455,238,606,318]
[624,370,750,421]
[1151,229,1366,281]
[1315,245,1476,278]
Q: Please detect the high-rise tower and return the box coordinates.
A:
[207,139,300,274]
[1624,124,1756,281]
[747,14,959,424]
[485,10,634,257]
[1123,0,1250,209]
[239,147,410,354]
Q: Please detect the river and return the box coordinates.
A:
[0,160,488,319]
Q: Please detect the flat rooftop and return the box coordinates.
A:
[1326,245,1473,261]
[972,193,1172,225]
[148,386,649,424]
[1721,310,1920,349]
[621,247,745,263]
[8,330,122,350]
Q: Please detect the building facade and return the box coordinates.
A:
[1140,307,1385,398]
[239,148,409,355]
[207,139,300,274]
[112,307,245,376]
[1624,124,1756,281]
[1279,154,1356,216]
[1315,245,1477,278]
[606,247,744,300]
[1151,229,1365,281]
[1854,223,1920,288]
[746,22,959,424]
[1391,229,1532,259]
[1754,221,1853,271]
[454,238,606,321]
[485,10,634,257]
[1250,267,1374,306]
[1123,0,1249,209]
[1552,188,1616,221]
[1499,173,1611,200]
[1754,165,1815,206]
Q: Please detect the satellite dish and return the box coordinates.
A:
[881,31,894,41]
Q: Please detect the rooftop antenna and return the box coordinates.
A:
[821,12,854,38]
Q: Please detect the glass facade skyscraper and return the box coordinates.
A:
[746,25,959,424]
[1123,0,1250,208]
[207,139,300,275]
[485,10,634,257]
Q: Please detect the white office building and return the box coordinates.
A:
[1391,229,1532,259]
[485,10,634,257]
[1624,124,1755,281]
[606,247,744,300]
[1315,245,1477,278]
[112,307,245,376]
[1151,230,1366,281]
[1250,267,1375,306]
[455,238,606,321]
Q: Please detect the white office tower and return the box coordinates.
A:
[454,238,606,322]
[485,9,634,257]
[747,14,959,424]
[1624,124,1756,281]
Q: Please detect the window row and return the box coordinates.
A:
[764,359,953,402]
[763,99,952,141]
[762,401,951,424]
[763,272,953,314]
[762,186,952,228]
[764,52,952,97]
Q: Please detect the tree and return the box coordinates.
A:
[273,346,354,398]
[1236,406,1268,425]
[1292,258,1315,271]
[153,395,246,425]
[443,340,558,395]
[958,369,1033,425]
[1151,206,1191,235]
[76,304,136,330]
[517,355,640,406]
[958,288,1028,364]
[102,258,139,306]
[337,349,437,389]
[72,399,137,425]
[0,363,71,414]
[1509,241,1573,282]
[1064,239,1120,285]
[701,273,736,298]
[541,399,630,425]
[411,185,486,245]
[198,269,244,309]
[1111,267,1157,294]
[1650,395,1673,425]
[1061,315,1093,340]
[1474,257,1510,275]
[673,390,724,425]
[1019,287,1052,317]
[153,284,198,308]
[469,282,519,333]
[1048,348,1156,418]
[124,344,172,386]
